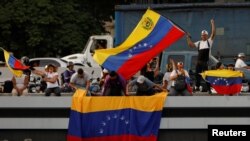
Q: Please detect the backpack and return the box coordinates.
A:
[174,70,186,91]
[3,80,13,93]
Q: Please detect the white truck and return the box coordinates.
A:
[61,35,113,67]
[59,34,114,81]
[0,35,114,84]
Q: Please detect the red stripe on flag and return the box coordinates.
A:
[67,134,157,141]
[13,60,29,70]
[117,26,184,80]
[212,84,242,95]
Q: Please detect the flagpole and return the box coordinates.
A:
[0,47,5,52]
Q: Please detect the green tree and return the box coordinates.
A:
[0,0,114,60]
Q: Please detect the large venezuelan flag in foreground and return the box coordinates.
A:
[93,9,185,80]
[67,89,167,141]
[1,48,29,77]
[201,70,243,95]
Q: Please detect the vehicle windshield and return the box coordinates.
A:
[81,38,92,53]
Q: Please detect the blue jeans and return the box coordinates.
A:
[45,87,61,96]
[169,87,191,96]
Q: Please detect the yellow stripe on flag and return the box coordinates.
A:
[201,69,243,79]
[3,49,23,77]
[71,89,167,113]
[93,9,160,65]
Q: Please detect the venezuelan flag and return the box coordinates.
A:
[67,89,167,141]
[201,70,243,95]
[1,48,29,77]
[93,9,185,80]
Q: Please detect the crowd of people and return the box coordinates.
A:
[4,52,249,97]
[3,19,250,96]
[2,55,166,96]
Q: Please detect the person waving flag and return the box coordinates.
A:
[1,47,29,77]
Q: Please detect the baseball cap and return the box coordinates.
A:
[44,65,48,70]
[92,79,98,84]
[137,75,145,84]
[201,30,208,35]
[177,61,184,66]
[103,68,109,73]
[67,61,74,67]
[238,53,245,57]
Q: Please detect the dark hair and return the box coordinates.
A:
[47,64,57,72]
[216,62,222,69]
[47,64,56,68]
[77,68,83,75]
[109,71,117,77]
[227,64,234,67]
[21,56,29,65]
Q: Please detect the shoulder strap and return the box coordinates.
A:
[198,40,210,50]
[176,70,186,77]
[207,40,210,48]
[175,70,179,76]
[198,42,200,50]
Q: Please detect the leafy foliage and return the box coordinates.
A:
[0,0,114,60]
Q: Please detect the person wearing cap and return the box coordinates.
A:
[63,62,76,83]
[31,64,61,96]
[61,62,75,84]
[61,61,76,92]
[89,79,101,96]
[20,56,32,77]
[126,75,164,96]
[186,19,216,93]
[162,58,175,91]
[36,64,61,96]
[102,71,127,96]
[235,53,250,69]
[99,68,109,88]
[169,62,191,96]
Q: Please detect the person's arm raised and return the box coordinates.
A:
[210,19,216,40]
[186,32,196,48]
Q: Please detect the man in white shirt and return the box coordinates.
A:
[235,53,250,69]
[186,19,216,94]
[69,68,90,92]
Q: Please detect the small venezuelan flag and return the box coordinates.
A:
[201,69,243,95]
[1,48,29,77]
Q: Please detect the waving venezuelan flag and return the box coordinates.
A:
[1,48,29,77]
[93,9,185,80]
[67,89,167,141]
[201,69,243,95]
